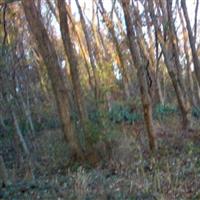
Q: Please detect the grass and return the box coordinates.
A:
[1,115,200,199]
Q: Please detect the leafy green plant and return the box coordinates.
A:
[192,106,200,119]
[109,102,142,124]
[85,121,103,144]
[153,104,177,120]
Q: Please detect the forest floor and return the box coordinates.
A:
[1,116,200,200]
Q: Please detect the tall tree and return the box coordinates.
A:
[143,0,164,105]
[121,0,157,151]
[75,0,100,104]
[21,0,84,160]
[178,4,196,106]
[148,0,191,129]
[57,0,88,150]
[181,0,200,86]
[98,0,131,99]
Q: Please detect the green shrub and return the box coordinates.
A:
[85,121,103,144]
[109,102,142,124]
[88,109,101,124]
[192,106,200,119]
[153,104,177,120]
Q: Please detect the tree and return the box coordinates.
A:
[75,0,100,104]
[98,0,131,99]
[178,4,197,106]
[121,0,157,151]
[148,0,191,129]
[181,0,200,86]
[57,0,88,151]
[21,0,84,160]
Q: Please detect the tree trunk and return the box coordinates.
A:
[21,0,84,160]
[99,0,131,99]
[57,0,88,151]
[166,0,191,128]
[19,91,35,135]
[178,7,196,106]
[144,1,164,105]
[0,156,9,187]
[148,0,191,129]
[47,3,94,94]
[75,0,100,103]
[121,0,157,151]
[11,110,35,180]
[181,0,200,85]
[12,110,30,156]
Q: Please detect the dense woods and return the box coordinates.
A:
[0,0,200,199]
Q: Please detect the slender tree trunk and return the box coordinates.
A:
[98,0,131,99]
[46,0,58,21]
[57,0,87,150]
[21,0,84,160]
[68,17,94,93]
[156,70,164,105]
[148,0,191,129]
[144,1,164,105]
[0,156,9,186]
[121,0,157,151]
[181,0,200,85]
[11,110,35,180]
[75,0,100,103]
[33,49,51,100]
[46,3,94,94]
[96,10,109,62]
[178,7,196,106]
[166,0,191,128]
[12,110,30,156]
[19,91,35,135]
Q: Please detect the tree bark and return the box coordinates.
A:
[46,2,94,94]
[75,0,100,103]
[178,6,196,106]
[11,109,35,180]
[121,0,157,151]
[21,0,84,159]
[166,0,191,127]
[12,110,30,156]
[148,0,191,129]
[181,0,200,86]
[19,91,35,135]
[57,0,88,151]
[98,0,131,99]
[144,1,164,105]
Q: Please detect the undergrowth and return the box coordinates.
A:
[1,114,200,199]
